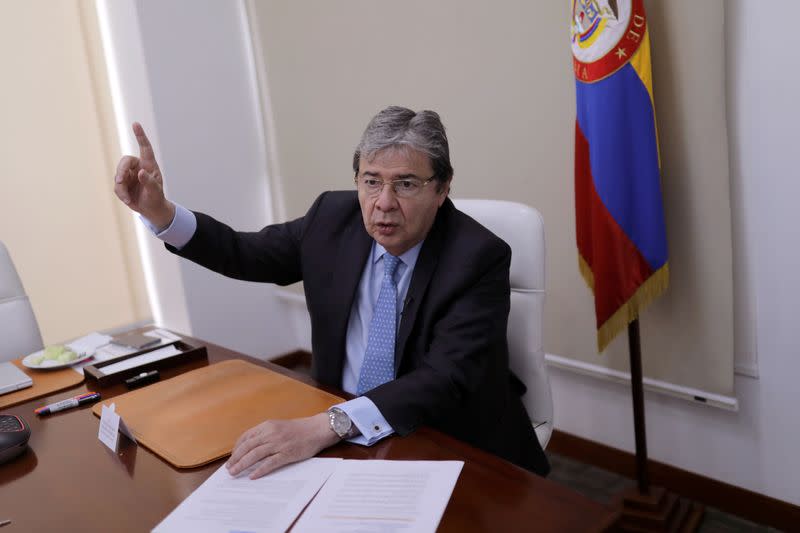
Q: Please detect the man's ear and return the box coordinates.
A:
[437,179,452,206]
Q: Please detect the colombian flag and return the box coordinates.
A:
[571,0,669,352]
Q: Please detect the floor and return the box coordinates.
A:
[547,453,782,532]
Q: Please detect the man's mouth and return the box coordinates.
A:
[375,222,398,235]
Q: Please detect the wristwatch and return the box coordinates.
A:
[328,407,358,439]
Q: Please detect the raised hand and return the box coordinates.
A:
[226,413,340,479]
[114,122,175,230]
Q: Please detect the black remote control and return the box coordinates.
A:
[0,414,31,464]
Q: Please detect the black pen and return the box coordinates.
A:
[35,392,101,415]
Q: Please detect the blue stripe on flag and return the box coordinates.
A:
[575,63,668,270]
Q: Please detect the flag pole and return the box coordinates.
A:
[611,318,704,532]
[627,318,650,495]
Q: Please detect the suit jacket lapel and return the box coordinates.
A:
[394,199,450,373]
[322,211,372,386]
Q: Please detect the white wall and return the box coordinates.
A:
[0,2,149,345]
[551,0,799,505]
[98,0,296,359]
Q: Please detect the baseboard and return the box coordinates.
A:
[548,429,800,531]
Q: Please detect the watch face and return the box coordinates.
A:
[331,409,352,437]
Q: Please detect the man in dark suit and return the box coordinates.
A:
[114,106,549,478]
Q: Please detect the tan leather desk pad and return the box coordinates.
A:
[91,359,344,468]
[0,359,84,409]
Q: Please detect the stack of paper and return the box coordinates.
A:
[71,329,182,375]
[293,460,464,533]
[65,332,112,357]
[153,459,463,533]
[153,458,341,533]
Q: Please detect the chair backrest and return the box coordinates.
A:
[0,241,43,362]
[453,199,553,448]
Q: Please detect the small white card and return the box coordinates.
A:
[98,403,137,451]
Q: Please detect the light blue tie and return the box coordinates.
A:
[357,254,401,395]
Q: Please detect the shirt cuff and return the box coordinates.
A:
[139,203,197,250]
[335,396,394,446]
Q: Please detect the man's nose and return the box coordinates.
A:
[375,183,398,211]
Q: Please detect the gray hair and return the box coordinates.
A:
[353,106,454,187]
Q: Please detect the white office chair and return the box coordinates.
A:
[453,199,554,449]
[0,241,43,362]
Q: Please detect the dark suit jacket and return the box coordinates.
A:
[169,191,549,476]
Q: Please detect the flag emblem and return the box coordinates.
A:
[571,0,647,83]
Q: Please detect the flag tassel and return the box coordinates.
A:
[578,260,669,352]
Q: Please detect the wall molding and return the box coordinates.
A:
[546,354,739,411]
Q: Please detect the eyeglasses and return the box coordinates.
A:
[354,175,437,199]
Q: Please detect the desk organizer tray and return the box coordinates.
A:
[83,340,207,386]
[92,359,344,468]
[0,359,84,409]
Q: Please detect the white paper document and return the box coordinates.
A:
[65,332,112,355]
[293,460,464,533]
[71,343,133,375]
[71,328,180,375]
[99,345,182,375]
[67,332,114,375]
[152,458,342,533]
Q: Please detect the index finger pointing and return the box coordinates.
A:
[132,122,155,162]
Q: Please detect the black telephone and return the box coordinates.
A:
[0,414,31,464]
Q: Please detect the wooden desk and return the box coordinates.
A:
[0,335,615,532]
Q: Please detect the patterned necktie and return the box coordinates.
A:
[357,254,401,395]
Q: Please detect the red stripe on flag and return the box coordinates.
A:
[575,122,654,328]
[575,120,594,268]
